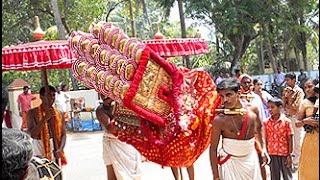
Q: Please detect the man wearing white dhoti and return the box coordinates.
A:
[102,133,142,180]
[210,78,270,180]
[217,138,261,180]
[96,94,142,180]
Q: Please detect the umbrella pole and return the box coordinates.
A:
[41,68,61,166]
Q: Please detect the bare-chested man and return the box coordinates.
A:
[96,94,142,180]
[210,78,270,180]
[26,85,67,166]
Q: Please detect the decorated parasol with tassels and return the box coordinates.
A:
[69,21,221,167]
[142,24,209,57]
[2,40,74,71]
[2,16,76,166]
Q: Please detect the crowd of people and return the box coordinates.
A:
[2,67,319,180]
[211,69,318,180]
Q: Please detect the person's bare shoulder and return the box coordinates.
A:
[247,104,259,114]
[26,108,38,123]
[96,104,104,113]
[96,104,107,118]
[27,107,37,115]
[212,114,225,126]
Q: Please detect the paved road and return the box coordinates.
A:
[62,131,297,180]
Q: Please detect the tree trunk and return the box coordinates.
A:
[284,45,291,72]
[61,0,70,34]
[261,23,277,73]
[256,37,264,74]
[282,31,291,72]
[51,0,78,90]
[298,17,308,71]
[69,69,79,90]
[230,35,251,76]
[301,46,307,71]
[216,35,220,58]
[141,0,152,36]
[128,0,136,37]
[51,0,65,40]
[105,2,121,22]
[177,0,187,38]
[299,31,308,71]
[294,47,301,71]
[177,0,190,68]
[265,36,277,73]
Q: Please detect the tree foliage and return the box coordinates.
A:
[183,0,318,74]
[2,0,319,90]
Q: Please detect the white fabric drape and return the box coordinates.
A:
[2,111,22,129]
[32,138,54,157]
[103,133,142,180]
[218,138,262,180]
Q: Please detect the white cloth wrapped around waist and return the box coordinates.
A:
[32,138,54,157]
[221,137,255,157]
[218,138,262,180]
[103,132,142,180]
[103,131,118,139]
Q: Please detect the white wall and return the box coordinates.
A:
[8,89,24,115]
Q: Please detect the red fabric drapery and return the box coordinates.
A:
[2,40,76,71]
[142,38,210,57]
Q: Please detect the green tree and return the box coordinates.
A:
[2,0,110,91]
[153,0,191,68]
[184,0,263,75]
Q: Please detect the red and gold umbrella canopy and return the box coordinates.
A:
[2,40,76,71]
[142,38,209,57]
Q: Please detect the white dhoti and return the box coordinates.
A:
[103,133,142,180]
[218,138,262,180]
[32,138,54,157]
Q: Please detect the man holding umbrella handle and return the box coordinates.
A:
[27,85,67,166]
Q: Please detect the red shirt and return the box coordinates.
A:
[17,93,35,112]
[263,114,293,156]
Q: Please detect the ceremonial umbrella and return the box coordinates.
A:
[2,40,74,70]
[2,39,77,165]
[142,38,210,57]
[2,40,76,88]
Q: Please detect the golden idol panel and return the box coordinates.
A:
[132,59,172,118]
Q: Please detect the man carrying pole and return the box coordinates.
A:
[26,85,67,166]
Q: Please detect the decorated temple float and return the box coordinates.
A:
[69,21,221,167]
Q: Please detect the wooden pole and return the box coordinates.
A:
[41,68,60,166]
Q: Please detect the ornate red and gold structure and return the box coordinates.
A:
[69,21,221,167]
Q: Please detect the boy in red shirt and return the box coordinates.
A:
[265,98,294,180]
